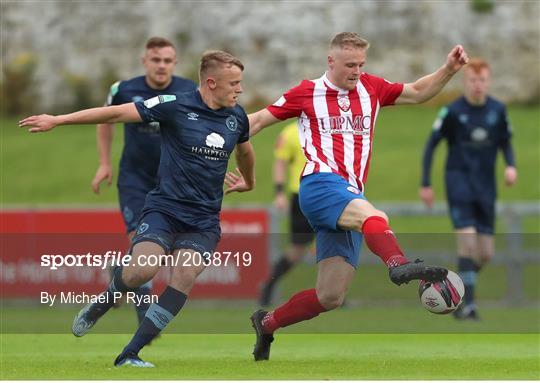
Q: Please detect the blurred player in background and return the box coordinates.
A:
[246,32,469,361]
[20,51,254,368]
[91,37,196,325]
[259,121,315,307]
[419,58,517,321]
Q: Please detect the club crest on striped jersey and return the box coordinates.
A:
[337,94,351,112]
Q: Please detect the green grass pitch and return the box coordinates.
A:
[1,304,539,379]
[1,333,538,379]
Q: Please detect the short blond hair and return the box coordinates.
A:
[330,32,370,51]
[199,50,244,81]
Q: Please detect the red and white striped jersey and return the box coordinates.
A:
[267,72,403,192]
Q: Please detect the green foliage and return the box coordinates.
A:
[99,62,120,101]
[1,53,39,116]
[63,72,96,111]
[470,0,495,13]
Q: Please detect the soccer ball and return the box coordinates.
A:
[419,270,464,314]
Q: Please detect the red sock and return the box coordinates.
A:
[262,289,326,333]
[361,216,408,268]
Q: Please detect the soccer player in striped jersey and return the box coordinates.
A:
[247,32,469,360]
[419,58,517,321]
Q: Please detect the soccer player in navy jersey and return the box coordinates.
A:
[91,37,196,325]
[420,58,517,321]
[20,51,254,368]
[244,32,469,361]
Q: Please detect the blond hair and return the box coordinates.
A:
[199,50,244,81]
[330,32,370,51]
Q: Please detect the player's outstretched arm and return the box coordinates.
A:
[19,103,142,133]
[91,123,115,194]
[396,45,469,105]
[225,142,256,194]
[248,109,281,137]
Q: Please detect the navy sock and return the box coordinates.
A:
[124,285,187,354]
[463,283,475,306]
[134,285,152,325]
[267,256,294,289]
[458,257,478,306]
[88,266,133,321]
[110,265,133,293]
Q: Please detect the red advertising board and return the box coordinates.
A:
[0,209,270,298]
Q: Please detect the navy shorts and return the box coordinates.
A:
[131,210,221,256]
[118,178,155,233]
[290,193,315,245]
[299,172,365,268]
[448,199,495,235]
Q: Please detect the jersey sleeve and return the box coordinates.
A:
[420,107,449,187]
[106,81,121,106]
[134,94,177,125]
[432,106,450,136]
[237,111,250,144]
[363,73,404,107]
[499,105,513,141]
[266,81,310,120]
[498,105,516,167]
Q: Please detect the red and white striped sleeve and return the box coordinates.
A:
[267,80,312,120]
[362,73,404,107]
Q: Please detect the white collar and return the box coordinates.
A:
[322,72,350,92]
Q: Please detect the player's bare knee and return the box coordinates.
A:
[459,243,478,258]
[170,266,200,292]
[479,253,493,265]
[172,267,197,283]
[122,269,153,288]
[316,289,345,310]
[287,244,308,262]
[372,210,389,223]
[357,209,388,230]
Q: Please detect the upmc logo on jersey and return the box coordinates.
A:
[318,115,371,135]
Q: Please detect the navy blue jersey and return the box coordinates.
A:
[134,90,250,229]
[107,76,197,186]
[421,96,515,202]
